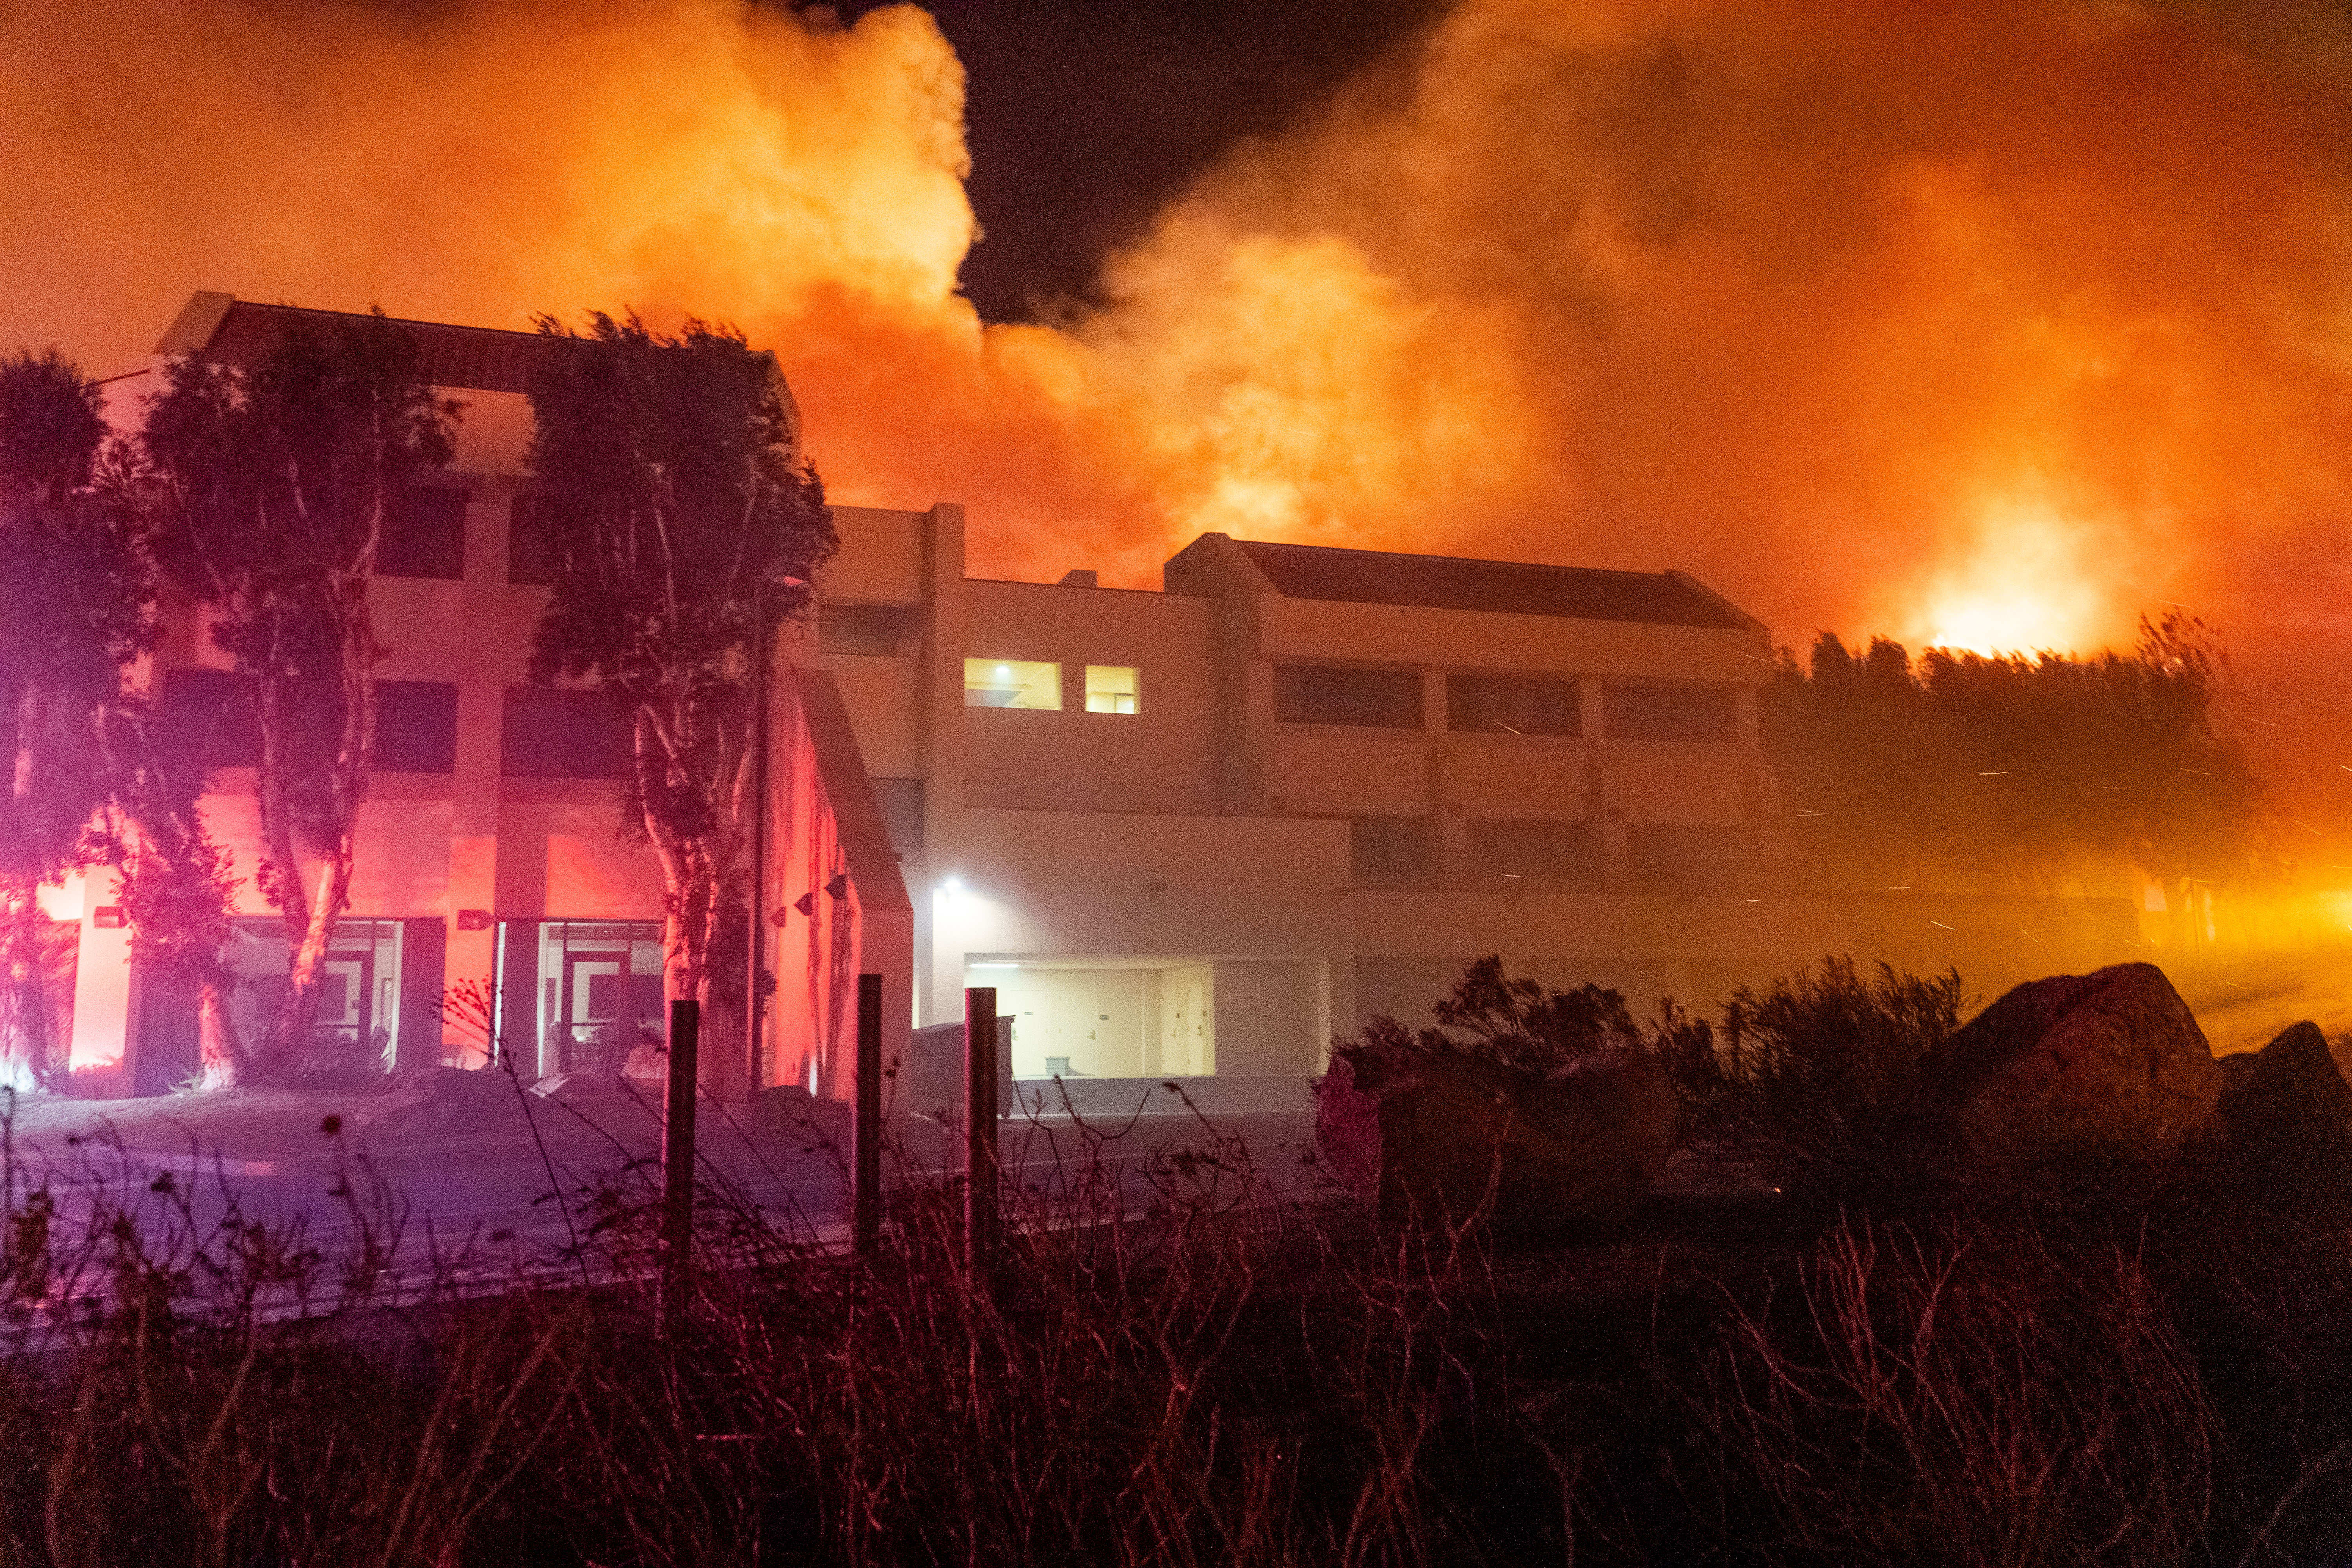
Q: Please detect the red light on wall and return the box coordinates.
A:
[92,906,125,929]
[456,909,493,931]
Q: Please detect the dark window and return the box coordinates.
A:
[159,668,261,769]
[501,687,632,779]
[1448,673,1580,736]
[1465,818,1600,884]
[821,603,918,657]
[870,777,924,849]
[1274,665,1422,728]
[373,681,458,773]
[506,492,555,586]
[1350,815,1433,880]
[1628,823,1755,893]
[378,486,466,580]
[1602,681,1737,744]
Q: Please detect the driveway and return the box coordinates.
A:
[1,1074,1323,1305]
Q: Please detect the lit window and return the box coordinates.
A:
[964,657,1061,710]
[1084,665,1138,714]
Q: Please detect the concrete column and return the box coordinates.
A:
[441,485,514,1065]
[920,503,967,1027]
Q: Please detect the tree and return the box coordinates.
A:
[142,312,460,1079]
[524,314,833,1090]
[1763,618,2258,904]
[0,351,243,1090]
[0,350,122,1087]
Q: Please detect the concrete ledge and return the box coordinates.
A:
[1009,1074,1312,1118]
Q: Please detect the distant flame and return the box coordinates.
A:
[4,0,2351,802]
[1908,497,2110,655]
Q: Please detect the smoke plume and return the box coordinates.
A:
[3,0,2348,805]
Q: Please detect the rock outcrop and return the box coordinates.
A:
[1316,1047,1676,1236]
[2216,1020,2352,1197]
[1922,962,2222,1177]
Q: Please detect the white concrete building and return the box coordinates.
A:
[38,297,2139,1101]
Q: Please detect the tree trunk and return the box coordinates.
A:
[251,577,375,1080]
[261,854,350,1078]
[0,895,47,1093]
[192,977,236,1091]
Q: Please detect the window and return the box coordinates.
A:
[1350,816,1434,880]
[1602,680,1737,744]
[1466,818,1599,884]
[501,687,632,779]
[1448,673,1580,736]
[506,492,555,586]
[378,486,466,580]
[159,668,260,769]
[822,604,918,657]
[373,681,459,773]
[1084,665,1138,714]
[1274,665,1421,728]
[965,658,1061,709]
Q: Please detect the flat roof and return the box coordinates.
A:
[153,293,802,454]
[157,294,561,394]
[1233,539,1748,628]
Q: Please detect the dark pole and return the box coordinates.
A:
[964,986,1000,1276]
[853,972,883,1257]
[745,573,769,1098]
[661,996,700,1328]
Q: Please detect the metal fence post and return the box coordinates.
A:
[964,986,1000,1274]
[661,996,700,1330]
[853,972,883,1257]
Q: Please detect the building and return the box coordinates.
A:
[42,296,2140,1101]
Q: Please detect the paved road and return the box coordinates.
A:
[4,1083,1322,1310]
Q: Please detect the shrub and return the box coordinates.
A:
[1669,956,1965,1200]
[1687,1217,2217,1568]
[1332,956,1662,1092]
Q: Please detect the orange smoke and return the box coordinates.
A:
[2,0,2349,809]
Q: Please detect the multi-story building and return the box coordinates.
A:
[42,295,2138,1101]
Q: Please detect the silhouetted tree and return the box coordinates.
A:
[524,313,833,1091]
[0,351,243,1088]
[1764,615,2257,907]
[142,312,459,1078]
[0,350,120,1086]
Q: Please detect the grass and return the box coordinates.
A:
[2,960,2352,1564]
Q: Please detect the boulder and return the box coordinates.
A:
[1922,962,2222,1178]
[1315,1047,1677,1236]
[2216,1020,2352,1198]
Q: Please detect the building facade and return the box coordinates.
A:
[45,296,2140,1100]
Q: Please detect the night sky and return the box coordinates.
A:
[855,0,1448,322]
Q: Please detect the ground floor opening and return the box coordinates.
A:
[491,919,666,1078]
[959,955,1324,1083]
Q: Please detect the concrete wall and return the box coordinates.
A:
[1345,887,2145,1034]
[80,373,679,1086]
[963,580,1221,816]
[772,668,915,1103]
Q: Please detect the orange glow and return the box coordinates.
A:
[1904,496,2112,655]
[4,0,2350,804]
